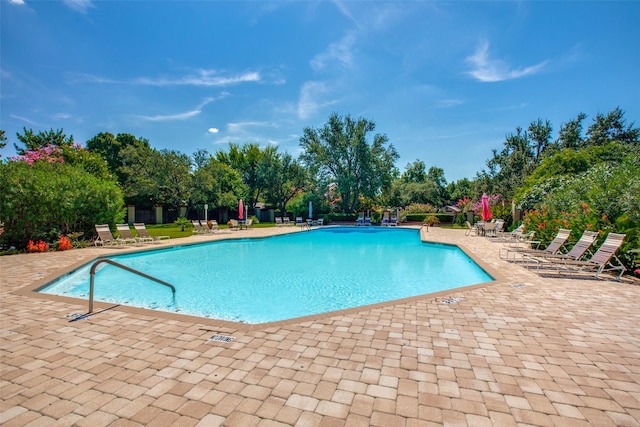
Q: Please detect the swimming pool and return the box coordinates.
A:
[40,227,493,324]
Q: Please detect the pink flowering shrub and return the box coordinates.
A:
[10,144,64,165]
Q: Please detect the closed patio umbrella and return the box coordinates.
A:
[481,193,492,221]
[238,199,244,220]
[309,201,313,219]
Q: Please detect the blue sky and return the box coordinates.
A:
[1,1,639,181]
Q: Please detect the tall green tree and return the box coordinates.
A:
[118,142,194,208]
[484,126,536,198]
[0,130,7,156]
[216,143,278,208]
[402,160,427,183]
[299,113,399,213]
[14,128,74,154]
[86,132,151,183]
[528,118,554,161]
[264,152,308,216]
[557,113,587,150]
[192,156,246,211]
[585,107,639,146]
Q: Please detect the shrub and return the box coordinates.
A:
[423,214,439,226]
[0,159,124,249]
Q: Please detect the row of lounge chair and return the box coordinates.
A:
[192,219,218,234]
[94,223,169,246]
[499,228,627,280]
[275,217,324,227]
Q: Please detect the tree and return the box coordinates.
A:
[157,149,193,209]
[0,129,6,156]
[216,143,278,209]
[528,118,554,161]
[192,157,246,211]
[299,113,399,213]
[86,132,151,183]
[402,160,427,183]
[557,112,586,150]
[118,144,192,209]
[585,107,640,146]
[264,152,308,216]
[14,128,74,154]
[484,126,536,199]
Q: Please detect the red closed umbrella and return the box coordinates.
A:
[481,193,492,221]
[238,199,244,220]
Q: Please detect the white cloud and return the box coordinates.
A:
[10,114,39,126]
[227,121,277,135]
[137,98,214,122]
[298,81,338,120]
[465,41,548,82]
[436,99,464,108]
[70,70,260,87]
[208,128,219,134]
[135,70,261,87]
[310,32,356,72]
[63,0,94,14]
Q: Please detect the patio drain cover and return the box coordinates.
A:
[209,334,235,343]
[441,297,464,304]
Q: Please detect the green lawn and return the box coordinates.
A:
[145,222,276,238]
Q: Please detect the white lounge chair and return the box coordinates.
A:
[545,233,627,281]
[134,223,170,241]
[500,228,570,261]
[94,224,135,246]
[192,220,207,234]
[117,223,153,244]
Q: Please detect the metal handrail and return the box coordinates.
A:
[89,259,176,313]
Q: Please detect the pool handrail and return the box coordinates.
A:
[89,259,176,313]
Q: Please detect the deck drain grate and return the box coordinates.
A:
[441,297,464,304]
[209,334,235,343]
[512,283,526,288]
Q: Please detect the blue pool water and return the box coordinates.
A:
[40,227,492,324]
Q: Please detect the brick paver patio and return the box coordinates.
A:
[1,226,639,426]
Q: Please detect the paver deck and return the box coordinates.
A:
[1,226,639,426]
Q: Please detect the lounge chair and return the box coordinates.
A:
[117,223,153,244]
[192,220,207,234]
[228,219,239,230]
[364,217,371,226]
[316,218,324,226]
[381,211,390,226]
[295,217,311,229]
[208,220,219,232]
[355,213,364,226]
[545,233,627,281]
[94,224,135,246]
[283,217,291,226]
[390,217,398,226]
[134,223,170,241]
[465,221,478,236]
[494,224,524,242]
[275,217,283,226]
[524,230,600,272]
[500,228,570,261]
